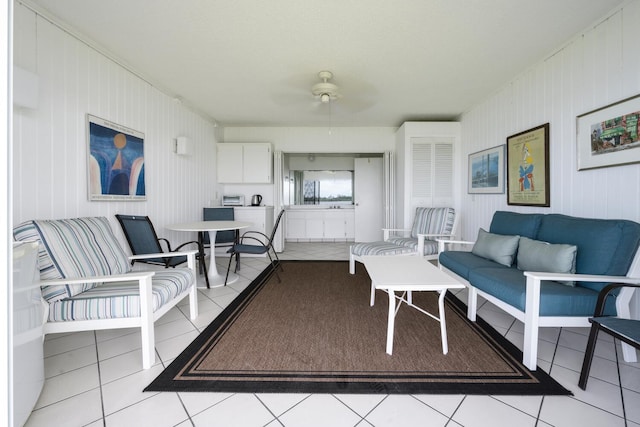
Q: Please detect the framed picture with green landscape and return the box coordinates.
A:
[576,94,640,171]
[468,145,505,194]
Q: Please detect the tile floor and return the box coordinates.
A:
[25,242,640,427]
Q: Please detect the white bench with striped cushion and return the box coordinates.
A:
[13,217,198,369]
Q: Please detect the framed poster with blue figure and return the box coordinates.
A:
[506,123,550,207]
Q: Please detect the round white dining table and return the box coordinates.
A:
[166,220,251,288]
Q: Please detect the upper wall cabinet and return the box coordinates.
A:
[217,143,273,183]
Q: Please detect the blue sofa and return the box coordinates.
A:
[438,211,640,370]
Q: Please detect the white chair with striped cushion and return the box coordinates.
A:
[349,207,458,274]
[13,217,199,369]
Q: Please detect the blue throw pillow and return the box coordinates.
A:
[516,236,577,286]
[471,228,520,267]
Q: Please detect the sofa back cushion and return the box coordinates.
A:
[489,211,542,238]
[13,217,131,302]
[411,207,456,239]
[536,214,640,291]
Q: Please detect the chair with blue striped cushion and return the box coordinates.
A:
[13,217,199,369]
[349,207,457,274]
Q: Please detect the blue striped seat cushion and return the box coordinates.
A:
[387,237,439,256]
[410,207,456,238]
[13,217,131,302]
[351,241,416,256]
[47,268,194,321]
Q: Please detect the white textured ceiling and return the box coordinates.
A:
[27,0,624,127]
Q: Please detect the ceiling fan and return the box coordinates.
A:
[272,70,377,115]
[311,71,341,104]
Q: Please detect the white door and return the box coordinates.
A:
[354,158,384,242]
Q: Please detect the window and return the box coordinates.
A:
[292,170,353,205]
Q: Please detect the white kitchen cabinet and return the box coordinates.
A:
[217,142,273,183]
[285,209,355,241]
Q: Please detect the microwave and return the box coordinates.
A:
[222,195,245,206]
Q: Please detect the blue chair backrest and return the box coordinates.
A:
[203,208,236,244]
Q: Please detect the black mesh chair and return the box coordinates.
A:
[224,209,285,285]
[115,214,200,268]
[578,282,640,389]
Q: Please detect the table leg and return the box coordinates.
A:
[197,232,210,289]
[438,289,448,354]
[386,289,396,355]
[206,230,240,287]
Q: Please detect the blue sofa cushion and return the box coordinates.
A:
[490,211,542,239]
[438,251,505,281]
[472,229,520,267]
[468,267,617,316]
[516,237,577,286]
[537,215,640,292]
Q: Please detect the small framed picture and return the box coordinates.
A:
[576,94,640,170]
[468,145,505,194]
[506,123,550,207]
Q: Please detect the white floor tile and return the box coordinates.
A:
[191,393,275,427]
[179,391,234,416]
[43,331,95,358]
[540,396,627,427]
[332,394,386,418]
[101,364,165,415]
[34,364,100,409]
[43,344,97,378]
[451,396,537,427]
[278,394,361,427]
[412,394,465,418]
[155,329,200,362]
[365,395,449,427]
[256,393,310,417]
[25,388,103,427]
[491,395,542,418]
[105,392,189,427]
[99,348,155,384]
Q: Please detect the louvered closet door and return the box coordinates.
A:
[411,137,454,209]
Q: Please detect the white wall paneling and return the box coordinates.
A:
[12,4,218,247]
[459,2,640,242]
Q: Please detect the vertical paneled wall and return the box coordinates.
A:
[458,1,640,241]
[12,4,218,244]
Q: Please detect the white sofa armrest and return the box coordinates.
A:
[437,239,475,254]
[39,271,155,286]
[523,271,640,284]
[129,249,198,261]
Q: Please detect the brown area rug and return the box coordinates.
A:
[146,260,570,395]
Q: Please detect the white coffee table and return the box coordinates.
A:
[361,255,465,355]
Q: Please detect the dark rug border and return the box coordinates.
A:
[146,260,571,395]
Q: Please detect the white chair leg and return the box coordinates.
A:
[189,284,198,320]
[139,276,155,369]
[370,281,376,306]
[349,248,356,274]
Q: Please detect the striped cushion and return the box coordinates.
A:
[13,217,131,302]
[410,207,456,238]
[47,268,194,321]
[387,237,439,256]
[351,241,416,256]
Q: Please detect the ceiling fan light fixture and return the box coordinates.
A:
[311,70,340,102]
